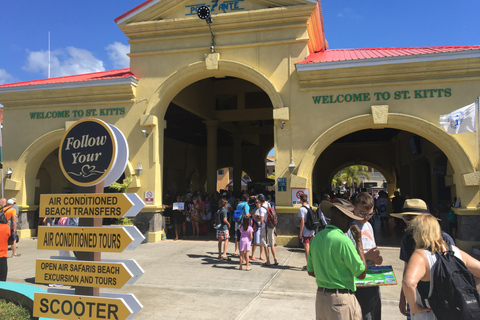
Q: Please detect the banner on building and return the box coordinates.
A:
[439,102,476,134]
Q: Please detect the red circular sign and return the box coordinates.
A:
[296,190,305,199]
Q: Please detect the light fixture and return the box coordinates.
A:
[141,129,149,138]
[135,163,143,176]
[280,121,286,129]
[288,158,295,173]
[197,5,216,53]
[4,167,12,179]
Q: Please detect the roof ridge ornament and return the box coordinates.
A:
[197,4,216,53]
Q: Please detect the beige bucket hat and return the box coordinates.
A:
[391,198,430,219]
[320,198,363,221]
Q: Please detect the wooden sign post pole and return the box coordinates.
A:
[75,181,104,296]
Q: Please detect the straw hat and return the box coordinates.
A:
[391,198,430,219]
[320,198,362,221]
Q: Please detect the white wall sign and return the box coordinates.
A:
[145,191,154,205]
[291,188,310,206]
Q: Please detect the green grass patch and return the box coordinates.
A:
[0,299,31,320]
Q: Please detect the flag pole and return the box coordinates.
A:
[477,96,480,204]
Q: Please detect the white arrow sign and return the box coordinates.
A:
[110,225,145,250]
[124,193,145,217]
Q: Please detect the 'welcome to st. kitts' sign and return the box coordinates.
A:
[58,118,128,187]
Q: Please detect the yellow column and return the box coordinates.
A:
[204,120,219,194]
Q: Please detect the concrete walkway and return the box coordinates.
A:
[8,234,406,320]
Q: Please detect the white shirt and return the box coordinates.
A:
[298,205,315,237]
[258,206,267,229]
[346,220,376,267]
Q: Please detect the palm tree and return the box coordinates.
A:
[332,165,371,192]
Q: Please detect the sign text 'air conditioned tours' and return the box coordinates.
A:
[37,226,144,253]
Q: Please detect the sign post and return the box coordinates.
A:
[34,118,143,319]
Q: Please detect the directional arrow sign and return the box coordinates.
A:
[44,289,143,320]
[48,256,145,285]
[37,226,145,253]
[39,193,145,218]
[33,292,133,320]
[123,193,144,217]
[35,258,143,289]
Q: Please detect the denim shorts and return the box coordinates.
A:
[252,228,260,244]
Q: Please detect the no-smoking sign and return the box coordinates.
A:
[291,188,310,206]
[145,191,154,205]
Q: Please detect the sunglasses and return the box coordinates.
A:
[403,215,415,221]
[358,211,374,217]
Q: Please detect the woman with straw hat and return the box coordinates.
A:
[392,199,455,318]
[403,214,480,319]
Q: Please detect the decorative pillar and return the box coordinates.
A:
[204,120,219,194]
[232,134,242,193]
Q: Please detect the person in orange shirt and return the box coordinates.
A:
[0,199,11,281]
[3,199,20,257]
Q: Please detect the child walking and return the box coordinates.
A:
[239,216,253,271]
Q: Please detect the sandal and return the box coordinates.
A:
[259,257,265,261]
[274,260,279,265]
[263,262,271,267]
[250,256,258,261]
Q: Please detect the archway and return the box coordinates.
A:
[300,114,474,207]
[161,73,279,197]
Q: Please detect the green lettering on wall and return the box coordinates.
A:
[29,108,125,120]
[313,88,451,104]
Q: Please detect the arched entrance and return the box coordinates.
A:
[297,113,476,204]
[157,60,282,198]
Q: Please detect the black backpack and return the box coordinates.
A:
[316,207,328,230]
[427,245,480,320]
[0,209,7,224]
[303,205,320,230]
[212,210,222,229]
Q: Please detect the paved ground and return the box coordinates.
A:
[8,223,407,320]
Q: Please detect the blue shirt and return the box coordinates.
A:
[236,201,250,216]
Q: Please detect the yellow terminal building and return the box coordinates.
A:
[1,0,479,250]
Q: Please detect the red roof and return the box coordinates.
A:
[300,46,480,64]
[0,69,135,89]
[115,0,154,23]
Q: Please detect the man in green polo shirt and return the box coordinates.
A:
[307,198,367,320]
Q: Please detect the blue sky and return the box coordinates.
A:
[1,0,479,85]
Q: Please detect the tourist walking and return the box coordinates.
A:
[238,216,253,271]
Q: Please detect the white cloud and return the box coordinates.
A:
[0,69,15,85]
[337,8,362,19]
[22,47,105,78]
[106,42,130,69]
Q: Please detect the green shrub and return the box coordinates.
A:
[0,299,31,320]
[116,217,134,225]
